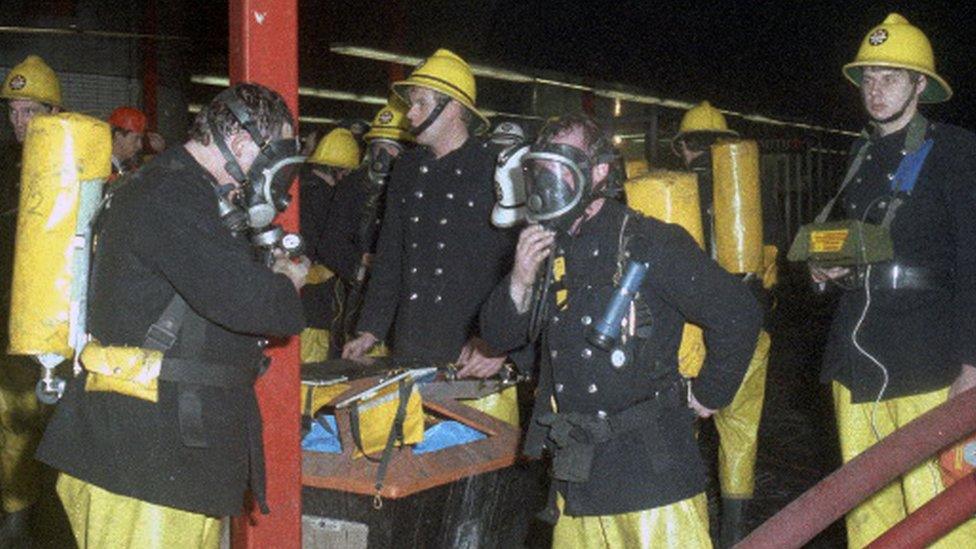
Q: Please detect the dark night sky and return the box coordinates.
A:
[188,1,976,133]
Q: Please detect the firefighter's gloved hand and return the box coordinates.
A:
[342,332,378,360]
[688,389,716,419]
[272,250,310,291]
[456,337,505,378]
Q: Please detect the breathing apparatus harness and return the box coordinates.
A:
[208,89,307,264]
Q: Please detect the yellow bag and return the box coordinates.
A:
[349,380,424,459]
[301,381,351,419]
[81,340,163,403]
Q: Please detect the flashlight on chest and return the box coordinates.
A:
[587,260,649,351]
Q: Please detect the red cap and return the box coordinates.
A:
[108,107,147,134]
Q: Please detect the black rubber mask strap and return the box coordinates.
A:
[209,118,247,184]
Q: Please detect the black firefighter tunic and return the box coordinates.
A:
[480,199,760,516]
[356,137,515,361]
[37,146,305,517]
[820,119,976,403]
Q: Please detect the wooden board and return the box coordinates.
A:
[302,375,522,499]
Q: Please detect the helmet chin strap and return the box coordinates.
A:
[409,96,450,137]
[872,90,918,126]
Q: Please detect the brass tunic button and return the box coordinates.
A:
[439,218,448,225]
[555,383,564,393]
[434,295,442,303]
[434,268,443,275]
[410,267,418,274]
[419,165,429,174]
[581,348,592,359]
[587,383,598,394]
[411,216,419,223]
[409,293,418,301]
[437,242,445,250]
[592,249,600,257]
[454,168,463,176]
[415,190,424,199]
[467,200,475,207]
[581,315,592,326]
[446,193,454,200]
[596,410,608,419]
[411,242,418,248]
[550,349,558,359]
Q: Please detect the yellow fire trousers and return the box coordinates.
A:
[57,473,221,549]
[300,327,331,364]
[553,492,712,548]
[833,382,976,548]
[0,355,46,513]
[713,330,770,498]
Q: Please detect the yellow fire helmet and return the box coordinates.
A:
[392,48,489,135]
[677,101,738,138]
[843,13,951,103]
[309,128,362,169]
[364,95,415,144]
[2,55,63,107]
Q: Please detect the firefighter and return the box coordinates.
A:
[299,128,362,362]
[342,49,521,425]
[0,54,63,544]
[480,113,760,548]
[107,106,148,179]
[672,100,782,546]
[35,83,308,547]
[328,96,416,352]
[809,13,976,548]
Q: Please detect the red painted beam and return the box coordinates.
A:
[866,471,976,549]
[737,387,976,549]
[228,1,301,548]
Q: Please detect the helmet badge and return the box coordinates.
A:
[8,75,26,91]
[378,110,394,124]
[869,28,889,46]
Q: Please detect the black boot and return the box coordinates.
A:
[719,497,748,548]
[0,506,33,549]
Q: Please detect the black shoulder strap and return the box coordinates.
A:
[144,294,188,352]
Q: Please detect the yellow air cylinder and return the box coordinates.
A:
[8,113,111,358]
[625,170,705,248]
[712,140,763,274]
[624,170,706,377]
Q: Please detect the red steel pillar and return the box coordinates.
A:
[228,1,301,548]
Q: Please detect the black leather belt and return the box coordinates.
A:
[858,264,948,291]
[159,358,261,388]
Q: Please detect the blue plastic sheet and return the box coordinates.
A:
[414,421,486,454]
[301,415,342,454]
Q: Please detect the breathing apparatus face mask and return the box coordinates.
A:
[522,143,593,232]
[367,140,402,185]
[241,137,304,229]
[208,91,305,233]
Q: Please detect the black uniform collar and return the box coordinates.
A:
[418,136,478,164]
